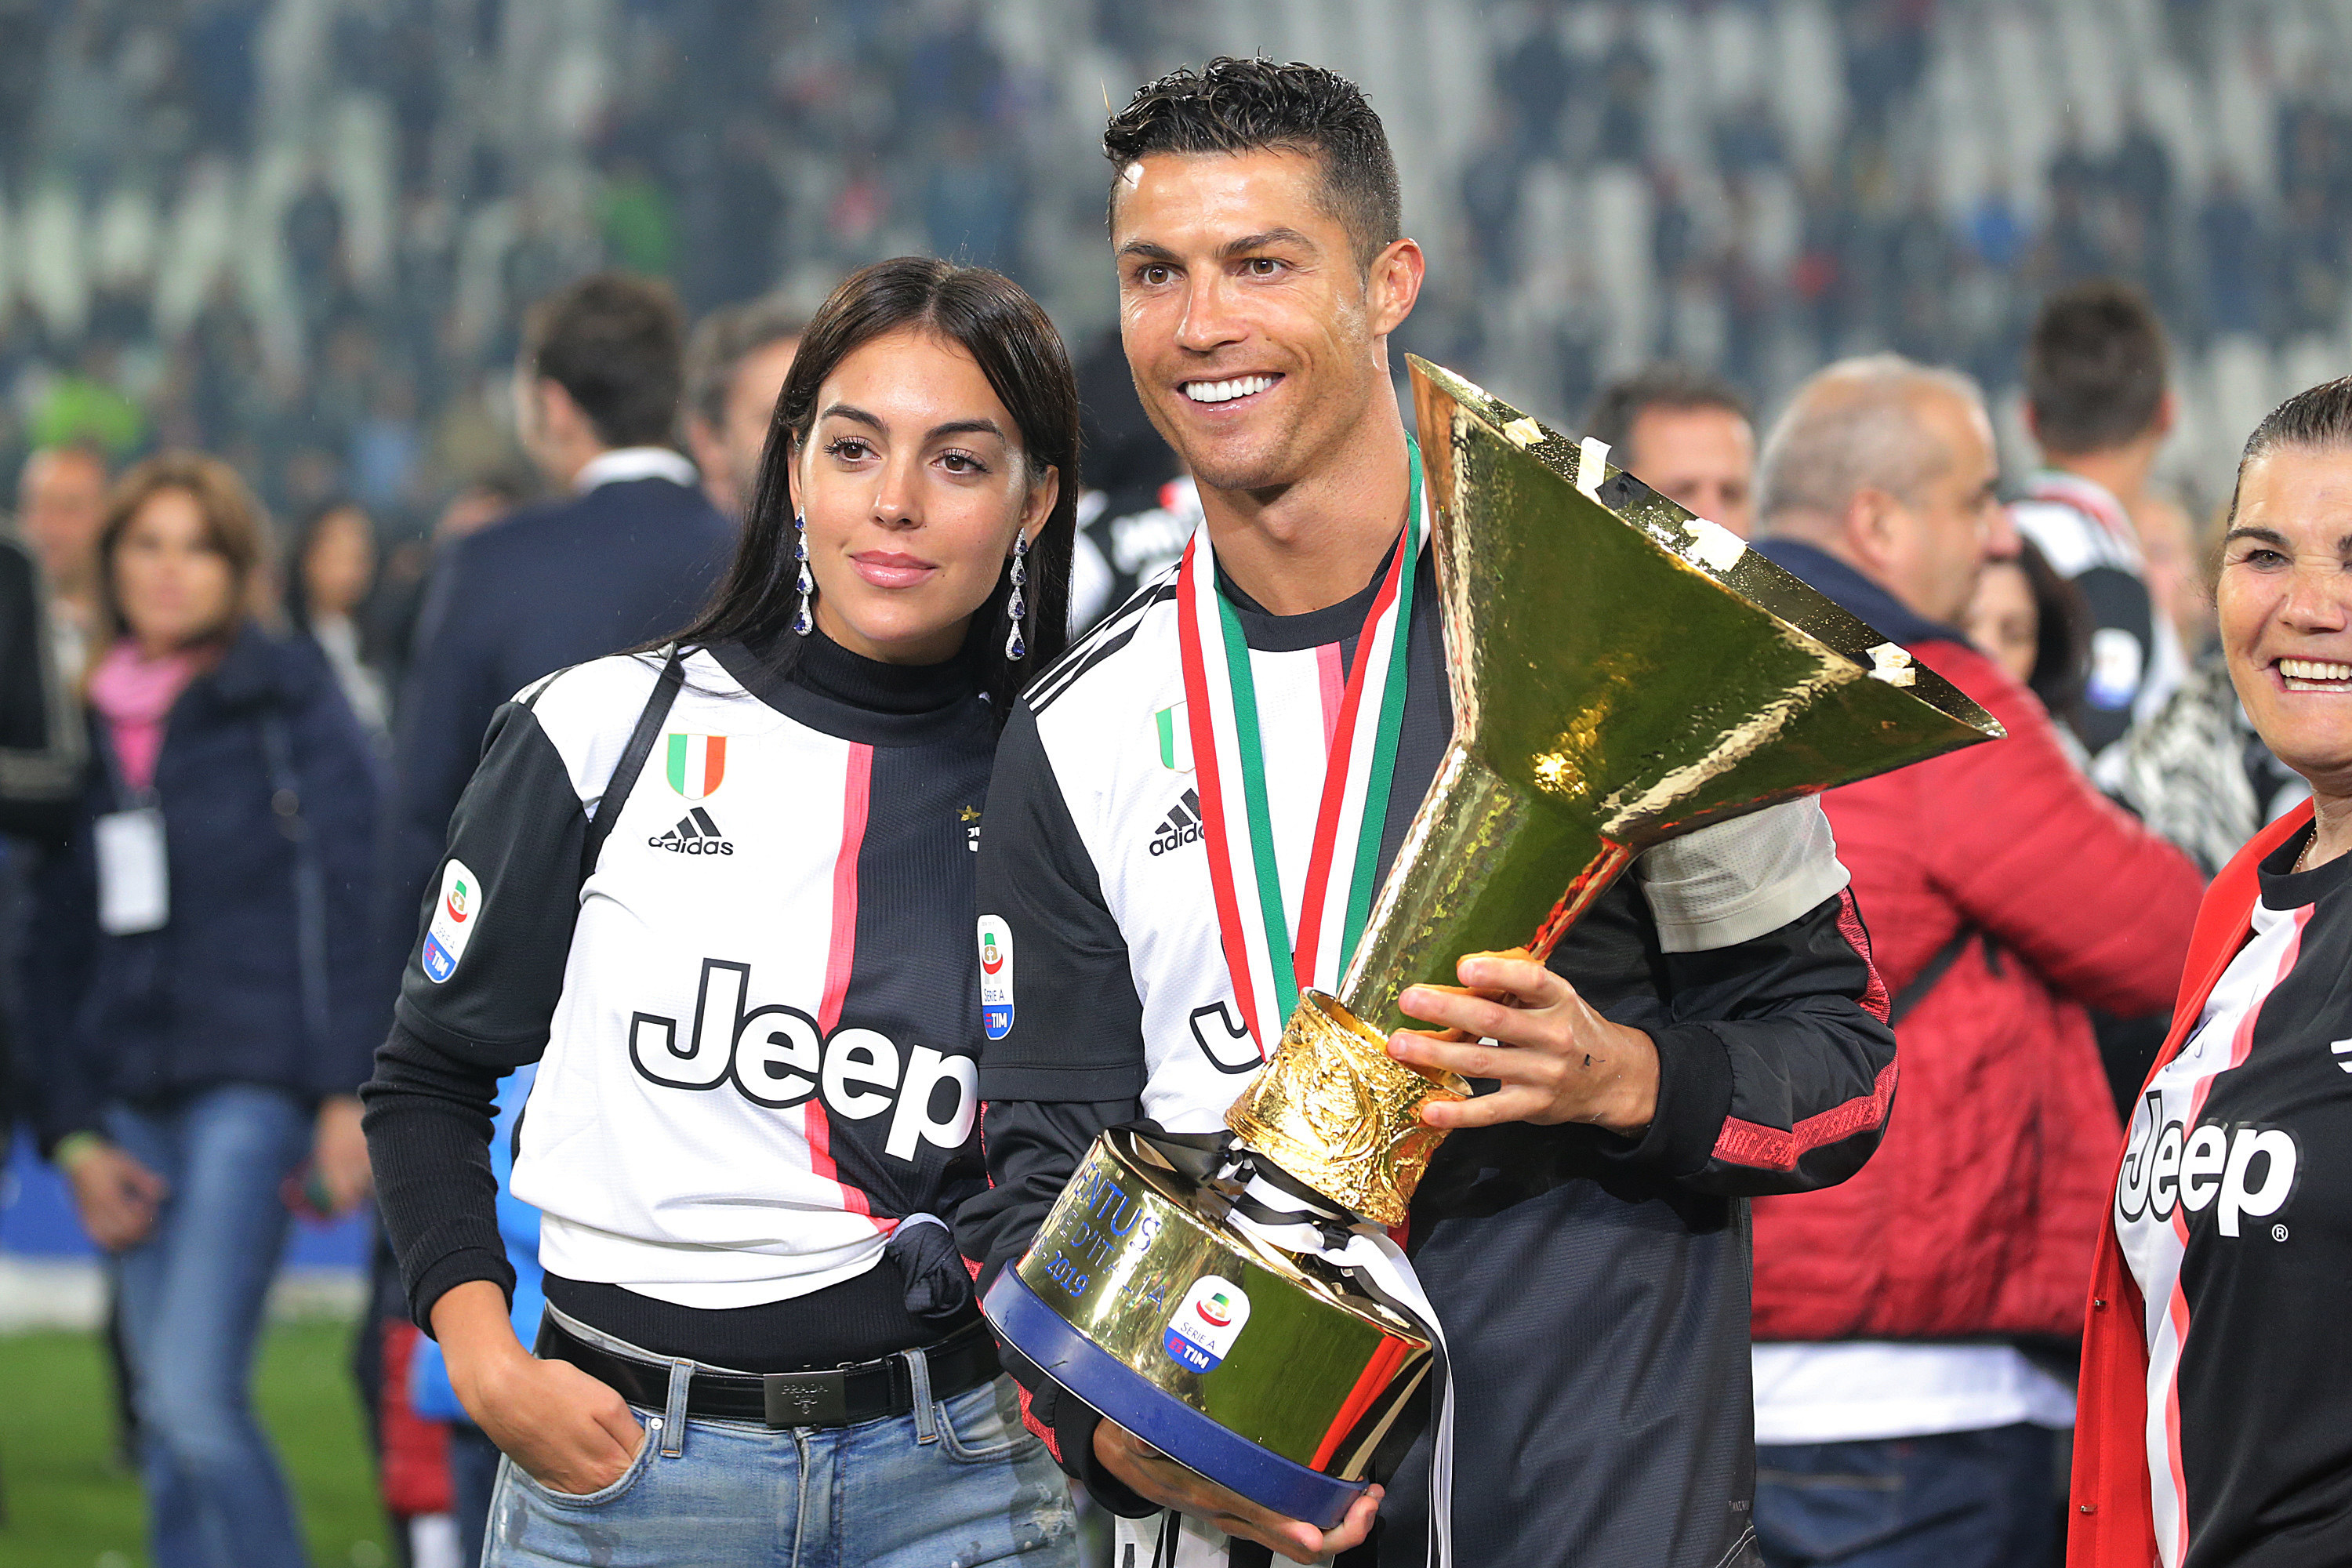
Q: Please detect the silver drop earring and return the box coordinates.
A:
[792,513,814,636]
[1004,532,1029,661]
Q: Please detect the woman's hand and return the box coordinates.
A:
[60,1137,167,1250]
[431,1280,644,1496]
[1390,949,1661,1134]
[310,1095,373,1215]
[1092,1419,1381,1564]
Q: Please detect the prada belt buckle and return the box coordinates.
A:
[763,1369,850,1427]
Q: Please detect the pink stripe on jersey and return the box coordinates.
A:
[2146,902,2308,1565]
[807,743,878,1225]
[1316,641,1345,753]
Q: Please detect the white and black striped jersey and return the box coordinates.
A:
[2114,830,2352,1566]
[368,633,996,1348]
[2011,470,2186,768]
[961,546,1899,1568]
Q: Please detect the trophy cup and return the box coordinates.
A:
[982,358,2002,1529]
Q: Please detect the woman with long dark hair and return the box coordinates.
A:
[362,258,1081,1566]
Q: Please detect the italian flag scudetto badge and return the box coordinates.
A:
[666,734,727,800]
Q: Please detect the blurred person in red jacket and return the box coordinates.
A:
[1747,354,2204,1568]
[2071,376,2352,1568]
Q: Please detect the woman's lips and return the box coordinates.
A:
[849,551,937,590]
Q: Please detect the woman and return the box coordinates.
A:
[363,258,1082,1567]
[1961,535,2092,738]
[286,499,390,736]
[28,452,382,1568]
[2072,376,2352,1566]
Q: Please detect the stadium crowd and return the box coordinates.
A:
[0,6,2348,1568]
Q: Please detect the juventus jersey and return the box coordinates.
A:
[387,638,996,1312]
[2010,470,2186,767]
[2114,830,2352,1566]
[961,546,1899,1568]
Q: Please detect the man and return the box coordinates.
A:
[379,273,733,986]
[961,58,1897,1568]
[1583,361,1758,536]
[2010,280,2187,774]
[1746,357,2203,1568]
[14,442,110,679]
[681,296,803,520]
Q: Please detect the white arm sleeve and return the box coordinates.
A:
[1633,796,1851,954]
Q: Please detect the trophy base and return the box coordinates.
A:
[985,1129,1432,1531]
[984,1270,1370,1530]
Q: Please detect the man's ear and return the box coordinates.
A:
[537,377,591,448]
[2151,390,2176,440]
[1842,487,1905,573]
[1367,238,1425,340]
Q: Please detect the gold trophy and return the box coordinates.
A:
[982,358,2002,1528]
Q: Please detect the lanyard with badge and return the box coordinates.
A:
[93,728,169,937]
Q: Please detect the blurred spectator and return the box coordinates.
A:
[681,297,805,521]
[1582,362,1757,536]
[24,452,381,1568]
[16,442,111,679]
[1747,355,2203,1568]
[376,274,731,1004]
[1961,535,2093,746]
[1068,325,1184,633]
[2132,489,2217,658]
[2012,281,2187,776]
[287,501,391,738]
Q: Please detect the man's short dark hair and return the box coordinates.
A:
[684,297,808,434]
[1582,363,1751,452]
[522,272,686,449]
[1102,56,1401,270]
[2025,280,2169,456]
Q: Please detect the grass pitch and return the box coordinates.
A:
[0,1318,390,1568]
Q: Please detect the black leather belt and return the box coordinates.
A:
[535,1314,1000,1428]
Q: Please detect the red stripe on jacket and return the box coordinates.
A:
[1713,1060,1899,1171]
[2069,801,2314,1568]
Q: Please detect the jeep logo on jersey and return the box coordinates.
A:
[627,957,976,1160]
[666,734,728,800]
[977,916,1014,1040]
[2118,1091,2300,1236]
[421,858,480,983]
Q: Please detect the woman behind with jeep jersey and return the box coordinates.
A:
[2071,376,2352,1568]
[361,258,1081,1567]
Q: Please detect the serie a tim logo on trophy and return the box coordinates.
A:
[981,358,2002,1527]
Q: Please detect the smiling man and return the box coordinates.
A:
[959,58,1900,1568]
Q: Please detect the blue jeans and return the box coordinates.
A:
[1754,1425,2060,1568]
[484,1315,1079,1567]
[107,1083,314,1568]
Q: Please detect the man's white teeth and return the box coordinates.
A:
[1184,375,1275,405]
[2281,657,2352,683]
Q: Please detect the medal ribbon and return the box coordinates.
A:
[1176,445,1428,1056]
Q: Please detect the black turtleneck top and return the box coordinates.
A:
[363,632,993,1373]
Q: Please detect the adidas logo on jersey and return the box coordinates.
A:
[651,808,735,855]
[1149,789,1204,857]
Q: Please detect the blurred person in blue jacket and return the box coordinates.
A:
[408,1062,542,1568]
[24,452,382,1568]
